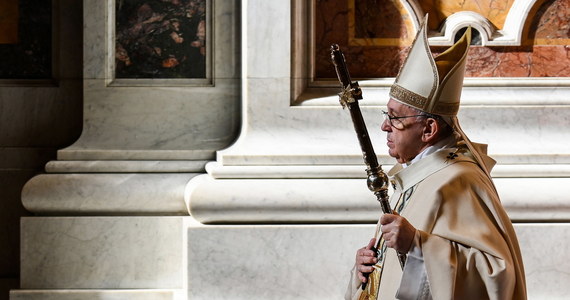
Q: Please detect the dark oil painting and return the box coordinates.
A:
[115,0,207,79]
[0,0,52,79]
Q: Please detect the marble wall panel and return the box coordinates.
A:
[20,217,186,289]
[10,290,179,300]
[315,0,410,78]
[0,81,83,146]
[66,0,240,158]
[465,45,570,77]
[22,173,193,215]
[418,0,514,29]
[67,79,238,155]
[353,0,407,40]
[314,0,570,78]
[245,0,290,79]
[516,223,570,300]
[187,224,372,299]
[187,223,570,299]
[531,0,570,43]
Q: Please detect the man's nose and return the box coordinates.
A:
[381,118,391,132]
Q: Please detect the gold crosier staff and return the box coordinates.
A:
[330,44,407,299]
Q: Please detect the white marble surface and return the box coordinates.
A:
[216,102,570,165]
[206,161,570,179]
[59,0,241,160]
[57,149,218,161]
[46,160,208,173]
[244,0,291,79]
[20,217,187,289]
[186,174,570,223]
[14,219,570,299]
[298,79,570,106]
[187,222,570,300]
[186,175,382,223]
[22,173,194,215]
[187,224,371,300]
[514,224,570,300]
[10,290,181,300]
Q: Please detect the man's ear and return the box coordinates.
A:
[421,118,439,143]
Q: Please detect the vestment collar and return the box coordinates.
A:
[387,147,476,192]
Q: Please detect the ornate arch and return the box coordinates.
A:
[403,0,540,46]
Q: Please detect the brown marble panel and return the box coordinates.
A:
[530,0,570,44]
[354,0,403,38]
[315,0,570,79]
[419,0,514,30]
[350,0,414,46]
[315,0,411,78]
[465,46,570,77]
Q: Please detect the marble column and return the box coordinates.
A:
[12,0,240,299]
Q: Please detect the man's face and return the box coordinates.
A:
[381,99,428,164]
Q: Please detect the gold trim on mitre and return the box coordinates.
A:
[389,14,471,116]
[389,84,428,108]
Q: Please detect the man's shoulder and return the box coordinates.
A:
[427,152,491,185]
[420,148,479,174]
[390,149,491,191]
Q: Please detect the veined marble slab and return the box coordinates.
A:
[186,174,570,223]
[187,223,570,300]
[187,224,370,300]
[10,289,182,300]
[20,217,187,289]
[45,160,208,173]
[22,173,196,215]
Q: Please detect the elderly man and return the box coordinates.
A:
[345,16,527,300]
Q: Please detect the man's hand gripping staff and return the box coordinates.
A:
[330,44,407,287]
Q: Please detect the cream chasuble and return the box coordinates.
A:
[346,146,526,300]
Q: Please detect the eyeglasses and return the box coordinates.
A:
[381,110,427,130]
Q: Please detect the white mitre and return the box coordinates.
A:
[390,14,470,116]
[389,15,496,177]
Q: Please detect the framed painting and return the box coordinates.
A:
[113,0,211,85]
